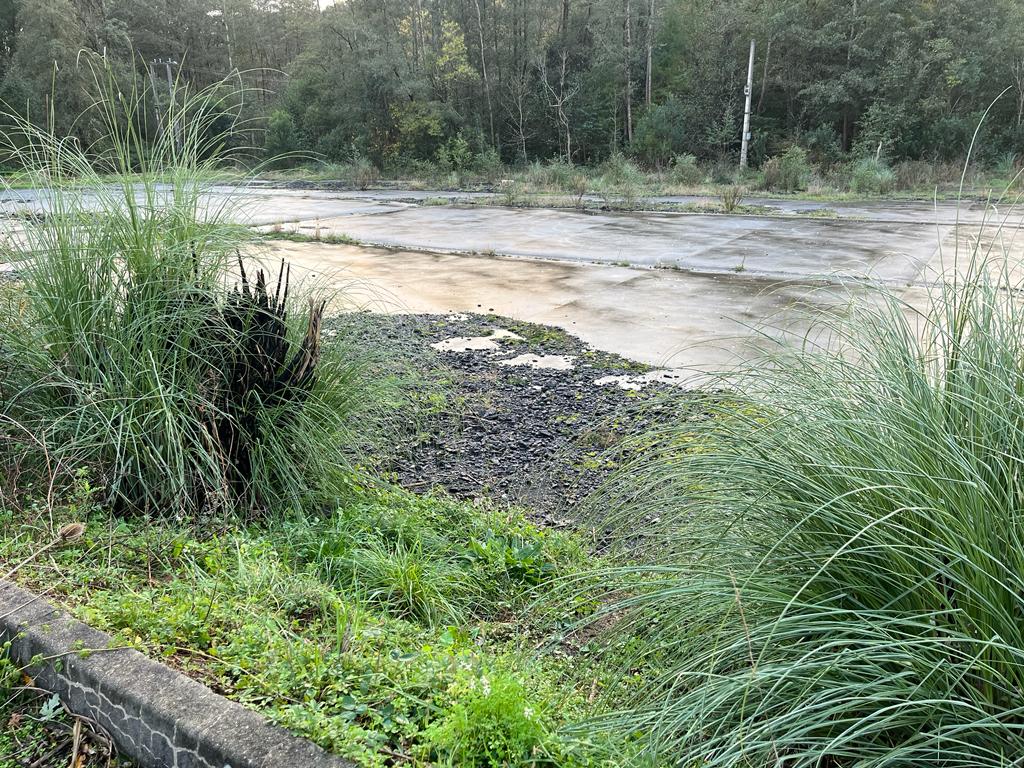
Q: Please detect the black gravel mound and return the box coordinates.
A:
[324,312,700,522]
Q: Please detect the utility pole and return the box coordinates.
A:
[740,38,755,169]
[148,59,164,142]
[148,58,182,151]
[163,59,182,153]
[623,0,633,144]
[163,59,174,94]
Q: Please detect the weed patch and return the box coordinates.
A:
[264,229,361,246]
[0,647,132,766]
[2,484,625,767]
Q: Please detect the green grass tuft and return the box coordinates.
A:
[580,245,1024,765]
[0,61,376,518]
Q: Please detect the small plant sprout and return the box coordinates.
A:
[721,185,745,213]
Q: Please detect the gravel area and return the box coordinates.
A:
[325,312,701,523]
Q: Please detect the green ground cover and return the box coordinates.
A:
[8,63,1024,768]
[0,71,648,767]
[1,479,635,767]
[257,152,1021,204]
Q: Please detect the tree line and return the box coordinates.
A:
[1,0,1023,171]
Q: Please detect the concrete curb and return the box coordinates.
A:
[0,580,355,768]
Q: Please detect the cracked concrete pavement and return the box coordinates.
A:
[5,184,1024,368]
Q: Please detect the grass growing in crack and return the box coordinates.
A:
[263,229,361,246]
[577,240,1024,766]
[719,185,744,213]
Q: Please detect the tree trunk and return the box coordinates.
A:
[412,0,423,69]
[474,0,496,146]
[623,0,633,143]
[756,38,770,113]
[559,50,572,162]
[517,83,528,161]
[843,0,856,150]
[645,0,654,106]
[1013,61,1024,127]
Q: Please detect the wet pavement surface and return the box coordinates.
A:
[269,204,941,282]
[253,182,1018,225]
[265,239,851,369]
[5,183,1022,368]
[5,184,1022,284]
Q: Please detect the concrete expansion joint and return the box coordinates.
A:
[0,580,355,768]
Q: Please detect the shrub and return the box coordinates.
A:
[425,670,547,767]
[630,98,688,167]
[499,179,521,206]
[989,152,1024,191]
[849,156,896,194]
[992,150,1018,178]
[669,154,703,186]
[598,153,646,208]
[584,248,1024,765]
[800,123,843,166]
[893,159,936,190]
[472,147,505,185]
[569,172,589,207]
[523,158,576,191]
[598,152,643,186]
[708,159,737,185]
[264,109,304,166]
[435,134,473,173]
[318,155,380,188]
[0,66,372,517]
[760,145,810,192]
[349,154,379,189]
[719,185,744,213]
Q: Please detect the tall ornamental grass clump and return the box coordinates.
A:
[0,67,368,517]
[850,156,897,194]
[580,249,1024,766]
[761,145,810,192]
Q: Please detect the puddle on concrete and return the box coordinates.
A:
[595,369,689,390]
[431,328,524,352]
[430,328,575,369]
[499,353,575,370]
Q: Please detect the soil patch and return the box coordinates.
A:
[326,312,701,523]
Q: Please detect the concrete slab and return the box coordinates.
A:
[8,183,1023,369]
[257,240,857,370]
[270,206,944,282]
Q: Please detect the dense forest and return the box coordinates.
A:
[1,0,1023,171]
